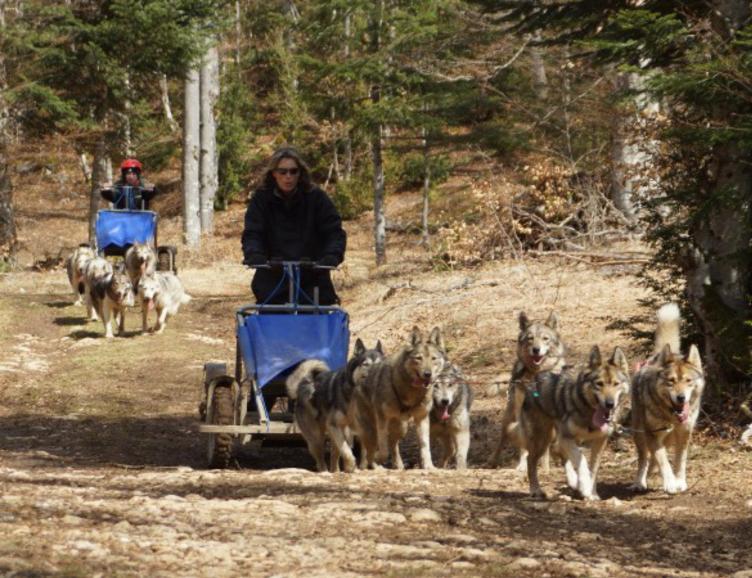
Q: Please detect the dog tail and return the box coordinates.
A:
[286,359,330,401]
[655,303,681,355]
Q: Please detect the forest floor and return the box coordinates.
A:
[1,163,751,577]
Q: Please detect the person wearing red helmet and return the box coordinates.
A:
[100,158,158,210]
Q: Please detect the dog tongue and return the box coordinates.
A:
[592,406,610,432]
[677,402,690,423]
[147,299,154,311]
[441,406,450,421]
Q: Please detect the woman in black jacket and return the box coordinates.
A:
[242,147,347,305]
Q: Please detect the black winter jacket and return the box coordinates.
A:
[241,185,347,305]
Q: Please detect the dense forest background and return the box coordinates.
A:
[0,0,749,410]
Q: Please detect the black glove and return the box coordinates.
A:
[244,253,266,266]
[317,255,339,267]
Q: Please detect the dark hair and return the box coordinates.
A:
[258,146,314,193]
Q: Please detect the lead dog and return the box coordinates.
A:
[358,326,446,470]
[630,303,705,495]
[88,271,135,338]
[517,345,630,500]
[137,272,191,334]
[489,311,567,470]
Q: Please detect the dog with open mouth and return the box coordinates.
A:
[430,361,473,469]
[358,326,446,470]
[630,303,704,495]
[489,311,567,470]
[515,345,630,500]
[137,271,191,334]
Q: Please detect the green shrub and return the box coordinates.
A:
[397,153,452,190]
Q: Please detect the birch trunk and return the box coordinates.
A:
[89,139,109,247]
[199,45,219,233]
[160,75,179,135]
[421,125,430,246]
[183,67,201,247]
[530,33,548,100]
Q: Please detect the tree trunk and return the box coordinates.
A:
[421,124,430,247]
[89,138,109,247]
[160,75,179,135]
[372,124,386,266]
[610,72,659,222]
[530,32,548,100]
[183,67,201,247]
[370,2,386,266]
[199,45,219,233]
[684,0,752,391]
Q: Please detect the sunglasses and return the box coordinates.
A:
[274,167,300,176]
[123,168,140,174]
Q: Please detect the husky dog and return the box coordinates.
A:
[359,326,446,470]
[66,245,96,306]
[430,362,473,469]
[88,271,135,338]
[83,256,114,321]
[124,242,157,290]
[630,303,705,495]
[518,345,630,500]
[138,272,192,334]
[489,311,567,469]
[285,339,385,473]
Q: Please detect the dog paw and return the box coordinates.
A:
[663,481,679,494]
[675,479,688,492]
[628,482,649,493]
[515,461,527,473]
[581,492,600,502]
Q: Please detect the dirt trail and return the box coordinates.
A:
[1,204,752,577]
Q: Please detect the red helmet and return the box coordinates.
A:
[120,158,142,173]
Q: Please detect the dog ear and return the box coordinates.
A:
[429,326,445,352]
[375,340,384,354]
[686,344,703,372]
[589,345,602,369]
[610,347,629,376]
[545,311,559,331]
[657,343,672,366]
[410,326,422,347]
[354,338,365,356]
[518,311,530,331]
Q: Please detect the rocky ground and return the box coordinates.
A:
[1,186,752,577]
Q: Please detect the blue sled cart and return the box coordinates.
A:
[94,187,177,271]
[198,262,349,468]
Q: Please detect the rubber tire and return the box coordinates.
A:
[207,386,234,469]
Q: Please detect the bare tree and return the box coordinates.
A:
[183,67,201,247]
[88,138,109,246]
[159,75,179,135]
[199,44,219,234]
[0,0,15,262]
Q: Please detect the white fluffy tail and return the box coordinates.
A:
[655,303,681,355]
[285,359,330,401]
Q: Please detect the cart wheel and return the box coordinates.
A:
[207,385,234,469]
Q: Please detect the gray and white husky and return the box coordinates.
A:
[124,242,157,290]
[285,338,385,473]
[83,256,114,321]
[358,326,446,470]
[65,244,96,306]
[430,362,473,470]
[137,272,191,334]
[88,271,135,338]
